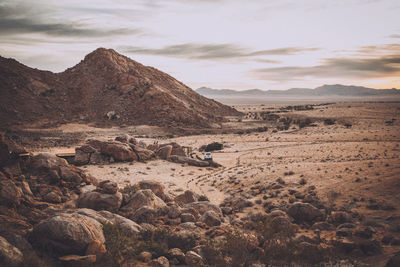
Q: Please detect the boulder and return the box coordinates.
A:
[98,180,118,194]
[131,145,155,161]
[167,204,182,219]
[200,210,221,227]
[156,145,172,160]
[0,236,23,267]
[181,213,196,223]
[358,239,382,256]
[74,145,96,165]
[175,190,199,206]
[30,212,105,256]
[115,135,137,145]
[167,230,198,251]
[121,189,166,214]
[167,248,185,264]
[43,191,62,204]
[138,251,152,262]
[287,202,324,224]
[328,211,353,225]
[185,251,205,267]
[31,153,69,170]
[86,151,109,165]
[75,209,142,236]
[130,206,157,224]
[0,179,23,206]
[138,180,167,201]
[87,140,137,162]
[386,252,400,267]
[160,143,186,157]
[78,191,123,212]
[184,202,222,216]
[0,133,28,168]
[169,155,209,167]
[150,256,169,267]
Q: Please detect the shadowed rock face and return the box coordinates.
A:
[0,48,240,128]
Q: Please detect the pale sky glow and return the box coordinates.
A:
[0,0,399,90]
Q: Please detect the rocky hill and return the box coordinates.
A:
[0,48,240,129]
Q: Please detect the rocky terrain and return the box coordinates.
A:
[0,48,239,129]
[1,102,399,266]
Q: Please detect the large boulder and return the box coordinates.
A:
[185,251,205,267]
[121,189,167,213]
[200,210,221,227]
[0,236,23,267]
[169,155,209,167]
[78,191,123,212]
[76,209,142,236]
[30,211,105,256]
[156,145,173,160]
[287,202,324,224]
[30,153,68,171]
[131,146,155,161]
[150,256,170,267]
[74,145,97,165]
[87,140,137,162]
[160,143,186,157]
[138,180,167,201]
[174,190,199,206]
[130,206,157,224]
[98,180,118,194]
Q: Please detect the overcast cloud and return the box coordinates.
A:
[0,0,399,90]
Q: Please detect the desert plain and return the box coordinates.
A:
[14,101,399,266]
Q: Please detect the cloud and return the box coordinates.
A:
[251,54,400,81]
[389,34,400,38]
[0,3,139,37]
[122,43,318,61]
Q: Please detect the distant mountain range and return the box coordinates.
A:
[196,84,400,97]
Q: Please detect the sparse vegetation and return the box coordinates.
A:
[324,118,336,125]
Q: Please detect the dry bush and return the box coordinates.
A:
[120,183,140,197]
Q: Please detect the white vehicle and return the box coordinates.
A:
[204,152,213,160]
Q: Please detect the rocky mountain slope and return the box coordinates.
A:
[0,48,240,129]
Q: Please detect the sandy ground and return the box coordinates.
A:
[33,102,400,209]
[28,101,400,265]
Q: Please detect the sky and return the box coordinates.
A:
[0,0,399,90]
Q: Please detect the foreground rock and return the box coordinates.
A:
[121,189,167,214]
[78,180,123,212]
[30,211,105,256]
[0,236,23,266]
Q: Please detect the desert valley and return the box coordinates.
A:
[0,47,400,267]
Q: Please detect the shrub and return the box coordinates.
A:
[120,183,140,197]
[102,222,132,266]
[324,118,336,125]
[198,195,210,201]
[204,142,224,152]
